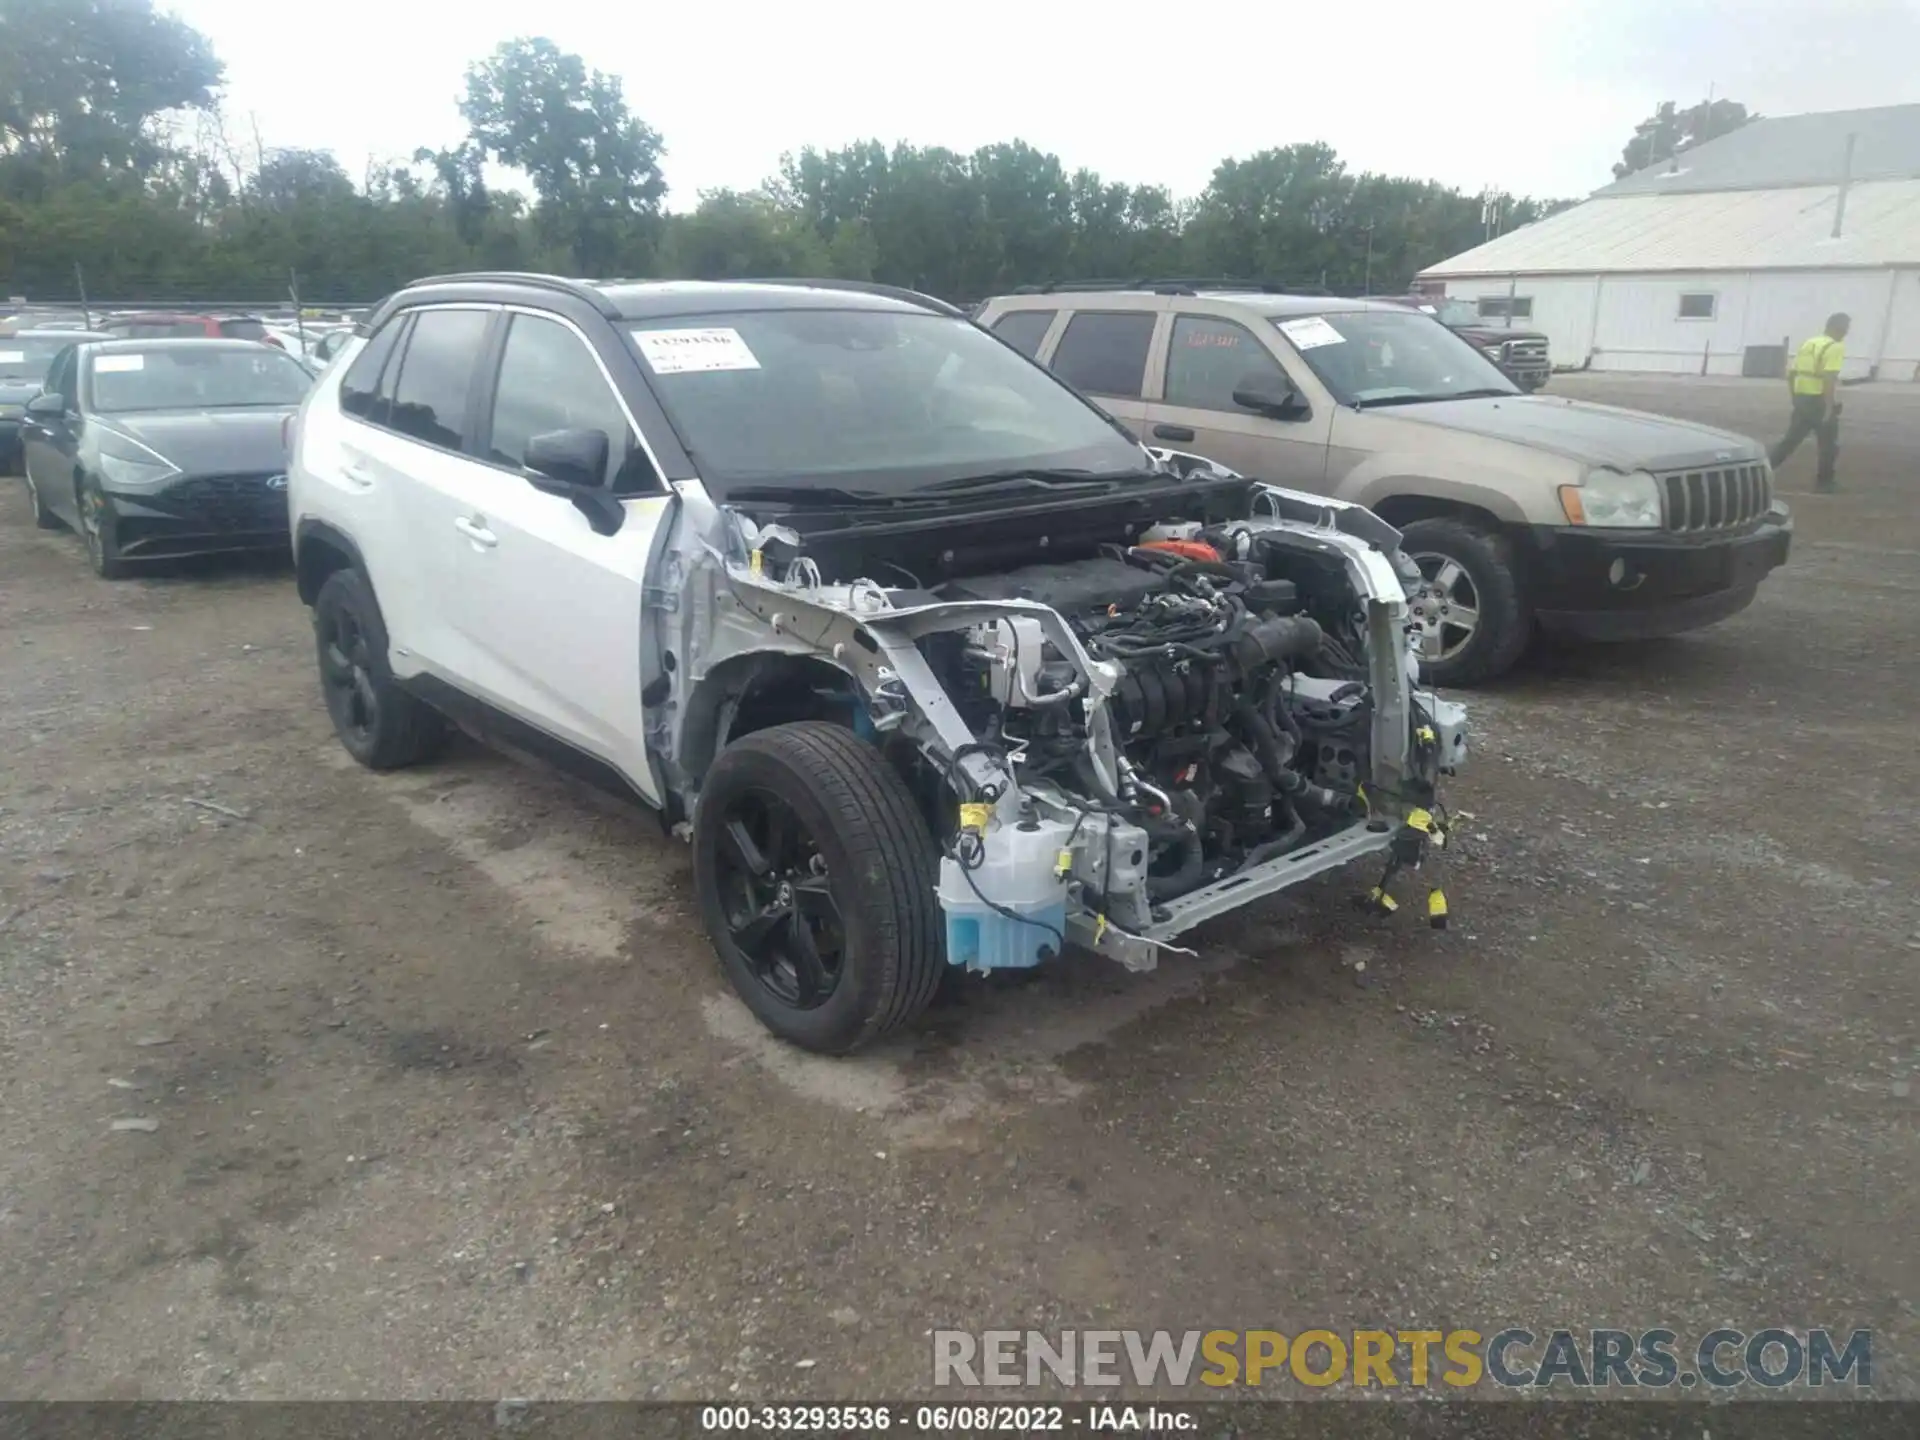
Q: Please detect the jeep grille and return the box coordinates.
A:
[1660,462,1771,532]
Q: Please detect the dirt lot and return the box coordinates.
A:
[1,374,1916,1400]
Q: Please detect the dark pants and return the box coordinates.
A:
[1770,394,1840,490]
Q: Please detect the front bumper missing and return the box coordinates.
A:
[1068,819,1399,971]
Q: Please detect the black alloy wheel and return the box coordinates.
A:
[711,788,846,1010]
[318,594,382,754]
[310,568,447,770]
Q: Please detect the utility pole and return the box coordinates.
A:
[1362,221,1375,296]
[74,263,93,330]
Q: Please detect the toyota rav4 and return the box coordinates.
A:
[288,273,1466,1053]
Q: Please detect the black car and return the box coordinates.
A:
[19,338,314,577]
[1,328,100,473]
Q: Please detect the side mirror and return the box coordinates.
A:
[522,428,624,536]
[1231,373,1308,420]
[25,392,65,417]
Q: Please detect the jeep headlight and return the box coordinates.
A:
[1559,469,1662,529]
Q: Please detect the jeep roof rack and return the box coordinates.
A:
[1010,277,1326,297]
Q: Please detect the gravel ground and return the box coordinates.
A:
[0,374,1915,1400]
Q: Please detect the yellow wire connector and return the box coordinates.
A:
[1427,888,1449,929]
[958,802,992,833]
[749,548,764,578]
[1405,808,1435,834]
[1054,848,1073,878]
[1366,886,1399,915]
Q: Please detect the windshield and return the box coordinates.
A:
[1270,310,1519,407]
[628,308,1148,498]
[88,347,314,413]
[0,337,77,383]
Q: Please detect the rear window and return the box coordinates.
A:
[1048,311,1155,399]
[990,309,1054,358]
[218,318,270,340]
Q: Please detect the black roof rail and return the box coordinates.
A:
[736,277,966,318]
[402,271,622,317]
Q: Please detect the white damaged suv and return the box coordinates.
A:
[287,274,1467,1053]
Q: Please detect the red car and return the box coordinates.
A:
[102,312,287,350]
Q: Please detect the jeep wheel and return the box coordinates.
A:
[694,721,943,1054]
[1400,518,1531,686]
[312,568,448,770]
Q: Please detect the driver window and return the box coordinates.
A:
[487,313,657,494]
[1165,316,1290,412]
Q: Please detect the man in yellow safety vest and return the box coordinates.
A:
[1769,313,1850,492]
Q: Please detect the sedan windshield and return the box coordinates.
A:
[0,337,78,383]
[88,347,314,413]
[628,308,1148,498]
[1272,310,1518,408]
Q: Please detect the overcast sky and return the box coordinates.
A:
[171,0,1920,206]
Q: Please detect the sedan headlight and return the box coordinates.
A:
[1559,469,1663,529]
[97,443,180,491]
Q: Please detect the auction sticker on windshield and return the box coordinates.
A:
[0,350,24,363]
[634,327,761,375]
[95,354,146,372]
[1277,317,1346,351]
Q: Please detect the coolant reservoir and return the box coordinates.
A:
[938,817,1074,971]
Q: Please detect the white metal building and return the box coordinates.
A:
[1418,105,1920,380]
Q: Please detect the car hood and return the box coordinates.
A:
[1448,325,1548,347]
[99,408,293,476]
[1379,394,1763,471]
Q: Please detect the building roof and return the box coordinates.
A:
[1419,179,1920,277]
[1597,104,1920,197]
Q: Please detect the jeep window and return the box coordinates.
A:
[1048,311,1155,398]
[1476,295,1533,320]
[387,307,490,451]
[1165,315,1290,412]
[1272,310,1518,408]
[487,313,656,493]
[86,347,313,413]
[628,308,1145,498]
[339,315,406,425]
[990,309,1054,358]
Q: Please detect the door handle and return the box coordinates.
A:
[454,515,498,548]
[1153,424,1196,442]
[339,461,376,490]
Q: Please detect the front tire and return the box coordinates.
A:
[1399,517,1531,686]
[693,721,944,1054]
[76,476,130,578]
[312,568,448,770]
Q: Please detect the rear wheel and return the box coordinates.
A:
[1399,517,1531,686]
[312,568,448,769]
[693,721,943,1054]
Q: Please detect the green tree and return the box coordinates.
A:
[1613,98,1754,180]
[458,36,667,274]
[0,0,222,195]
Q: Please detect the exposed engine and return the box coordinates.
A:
[929,525,1380,904]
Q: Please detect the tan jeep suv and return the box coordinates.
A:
[976,284,1792,685]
